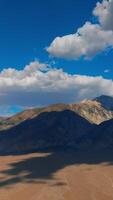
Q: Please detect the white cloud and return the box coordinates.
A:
[0,61,113,108]
[46,0,113,60]
[93,0,113,30]
[47,22,113,59]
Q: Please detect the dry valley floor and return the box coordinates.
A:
[0,151,113,200]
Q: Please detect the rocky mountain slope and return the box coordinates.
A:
[0,95,112,154]
[70,99,113,124]
[0,95,113,131]
[0,108,43,130]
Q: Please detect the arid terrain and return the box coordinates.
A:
[0,150,113,200]
[0,95,113,200]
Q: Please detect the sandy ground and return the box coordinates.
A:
[0,151,113,200]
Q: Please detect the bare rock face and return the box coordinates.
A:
[71,100,113,124]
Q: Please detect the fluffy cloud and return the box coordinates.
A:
[0,61,113,108]
[47,22,113,59]
[47,0,113,60]
[93,0,113,30]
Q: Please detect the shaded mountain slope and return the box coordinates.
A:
[95,95,113,111]
[0,104,71,130]
[0,108,113,154]
[0,110,93,154]
[0,108,44,130]
[78,118,113,150]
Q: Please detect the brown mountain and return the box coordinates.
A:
[0,108,113,154]
[0,97,113,131]
[72,99,113,124]
[0,108,43,130]
[0,96,113,154]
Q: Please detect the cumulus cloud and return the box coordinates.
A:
[93,0,113,30]
[47,22,113,59]
[0,61,113,108]
[47,0,113,60]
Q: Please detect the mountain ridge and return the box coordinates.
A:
[0,95,113,130]
[0,95,112,154]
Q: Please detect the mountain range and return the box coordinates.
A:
[1,95,113,130]
[0,95,113,154]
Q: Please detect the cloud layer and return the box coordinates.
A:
[0,61,113,108]
[47,0,113,60]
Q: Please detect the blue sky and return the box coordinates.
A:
[0,0,112,78]
[0,0,113,115]
[0,0,95,67]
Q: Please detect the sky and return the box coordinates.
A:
[0,0,113,116]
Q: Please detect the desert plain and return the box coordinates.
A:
[0,150,113,200]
